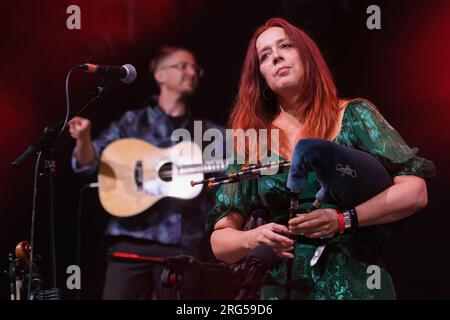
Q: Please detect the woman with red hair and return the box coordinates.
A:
[206,18,435,299]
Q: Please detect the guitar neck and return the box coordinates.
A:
[179,161,227,175]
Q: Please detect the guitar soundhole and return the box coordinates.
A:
[158,162,174,182]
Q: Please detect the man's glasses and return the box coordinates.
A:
[159,62,204,77]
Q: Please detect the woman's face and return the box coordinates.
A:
[256,27,304,94]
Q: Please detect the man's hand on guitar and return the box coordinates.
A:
[68,116,92,142]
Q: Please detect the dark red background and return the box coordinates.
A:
[1,0,449,299]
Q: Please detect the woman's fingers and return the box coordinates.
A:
[255,223,294,251]
[289,218,324,234]
[265,230,293,244]
[288,209,338,236]
[253,224,296,258]
[276,251,294,259]
[263,223,292,242]
[262,235,293,250]
[289,211,321,225]
[304,229,336,239]
[268,222,289,235]
[304,231,326,239]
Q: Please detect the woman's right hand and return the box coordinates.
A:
[68,116,92,142]
[246,223,295,258]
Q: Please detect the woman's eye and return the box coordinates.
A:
[260,53,269,62]
[281,43,292,49]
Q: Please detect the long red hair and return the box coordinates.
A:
[230,17,339,160]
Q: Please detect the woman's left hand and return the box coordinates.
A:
[288,209,339,238]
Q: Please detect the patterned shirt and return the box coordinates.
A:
[72,95,225,255]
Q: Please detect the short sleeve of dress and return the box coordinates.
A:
[345,99,436,179]
[205,162,262,237]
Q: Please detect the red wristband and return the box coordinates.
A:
[337,211,345,234]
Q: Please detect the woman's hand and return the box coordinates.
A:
[245,223,295,258]
[288,209,339,238]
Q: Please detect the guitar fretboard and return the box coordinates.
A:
[178,161,227,175]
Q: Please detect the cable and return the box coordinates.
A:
[58,66,79,136]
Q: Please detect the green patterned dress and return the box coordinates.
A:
[206,99,436,300]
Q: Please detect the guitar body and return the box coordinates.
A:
[98,138,204,217]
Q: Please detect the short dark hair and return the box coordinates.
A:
[149,45,192,74]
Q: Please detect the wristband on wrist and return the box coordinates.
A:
[342,210,352,230]
[342,207,359,231]
[336,210,345,234]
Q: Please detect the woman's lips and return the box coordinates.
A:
[275,66,291,76]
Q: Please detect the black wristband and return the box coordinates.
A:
[348,207,359,230]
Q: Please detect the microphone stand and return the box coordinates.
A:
[11,76,112,299]
[12,77,111,167]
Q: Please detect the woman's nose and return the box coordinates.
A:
[272,50,284,65]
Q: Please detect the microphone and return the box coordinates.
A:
[79,63,137,84]
[235,244,280,300]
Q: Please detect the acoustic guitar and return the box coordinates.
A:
[98,138,226,217]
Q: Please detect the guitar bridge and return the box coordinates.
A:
[135,160,143,190]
